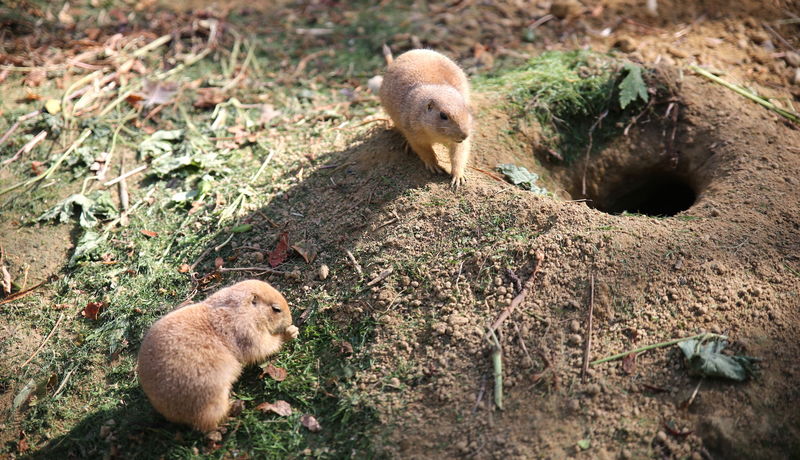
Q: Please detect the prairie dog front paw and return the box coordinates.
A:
[285,325,299,340]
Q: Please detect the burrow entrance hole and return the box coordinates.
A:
[546,124,711,217]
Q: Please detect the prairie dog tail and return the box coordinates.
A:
[382,43,394,65]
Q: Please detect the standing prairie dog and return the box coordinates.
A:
[379,49,473,189]
[137,280,298,432]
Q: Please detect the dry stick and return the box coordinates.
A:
[0,129,92,196]
[487,250,545,337]
[512,321,534,368]
[218,266,289,276]
[292,49,335,79]
[2,130,47,166]
[366,268,393,287]
[690,65,800,123]
[0,276,53,306]
[581,110,608,196]
[684,379,703,408]
[103,164,147,187]
[346,250,363,277]
[580,274,595,383]
[487,329,503,410]
[20,312,65,368]
[0,110,40,148]
[590,332,728,365]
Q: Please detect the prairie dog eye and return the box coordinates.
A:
[439,112,448,121]
[251,295,259,307]
[270,303,282,313]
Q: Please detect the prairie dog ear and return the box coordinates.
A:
[270,303,282,313]
[427,100,434,112]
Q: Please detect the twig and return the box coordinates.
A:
[366,268,393,287]
[0,129,92,197]
[190,246,215,272]
[683,379,703,409]
[472,374,488,413]
[20,313,64,368]
[487,250,545,337]
[52,367,78,398]
[103,165,147,187]
[581,274,595,383]
[2,130,47,166]
[346,250,363,277]
[0,110,40,148]
[582,110,608,196]
[487,329,503,410]
[590,332,728,365]
[219,266,289,275]
[762,23,797,52]
[292,49,335,79]
[690,65,800,123]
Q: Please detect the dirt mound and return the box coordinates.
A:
[312,70,800,458]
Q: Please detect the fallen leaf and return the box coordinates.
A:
[622,352,638,375]
[17,431,28,454]
[193,87,226,108]
[140,229,158,238]
[178,263,191,273]
[23,91,43,101]
[125,93,145,106]
[57,3,75,26]
[260,363,288,381]
[1,264,11,295]
[301,414,321,432]
[291,240,317,264]
[140,80,179,106]
[214,257,224,269]
[82,301,105,320]
[268,232,290,268]
[678,337,758,381]
[255,400,292,416]
[577,439,591,450]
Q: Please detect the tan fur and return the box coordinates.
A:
[137,280,298,432]
[379,49,473,189]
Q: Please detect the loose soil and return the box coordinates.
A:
[1,0,799,458]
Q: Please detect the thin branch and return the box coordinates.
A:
[486,250,545,337]
[590,332,728,365]
[580,274,595,382]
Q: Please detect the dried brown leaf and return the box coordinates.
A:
[260,363,288,381]
[291,240,317,264]
[140,229,158,238]
[178,263,191,273]
[301,414,321,432]
[255,400,292,416]
[214,257,224,269]
[82,301,105,320]
[1,265,11,295]
[338,340,353,355]
[268,232,290,268]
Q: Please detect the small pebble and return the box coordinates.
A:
[656,431,668,443]
[566,399,580,412]
[318,264,329,280]
[567,333,582,346]
[569,320,581,333]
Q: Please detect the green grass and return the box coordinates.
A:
[476,50,653,164]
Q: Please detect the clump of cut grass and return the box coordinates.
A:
[477,50,653,163]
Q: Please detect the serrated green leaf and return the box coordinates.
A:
[618,62,648,109]
[496,164,548,195]
[38,191,118,229]
[678,338,758,381]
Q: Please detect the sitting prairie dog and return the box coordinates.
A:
[379,48,473,189]
[137,280,299,432]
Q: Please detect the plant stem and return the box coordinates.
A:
[690,65,799,123]
[487,329,503,410]
[590,332,728,366]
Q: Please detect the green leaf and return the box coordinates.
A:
[38,191,118,229]
[496,164,548,195]
[678,338,758,381]
[618,62,649,109]
[138,129,184,159]
[577,439,591,450]
[69,231,108,266]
